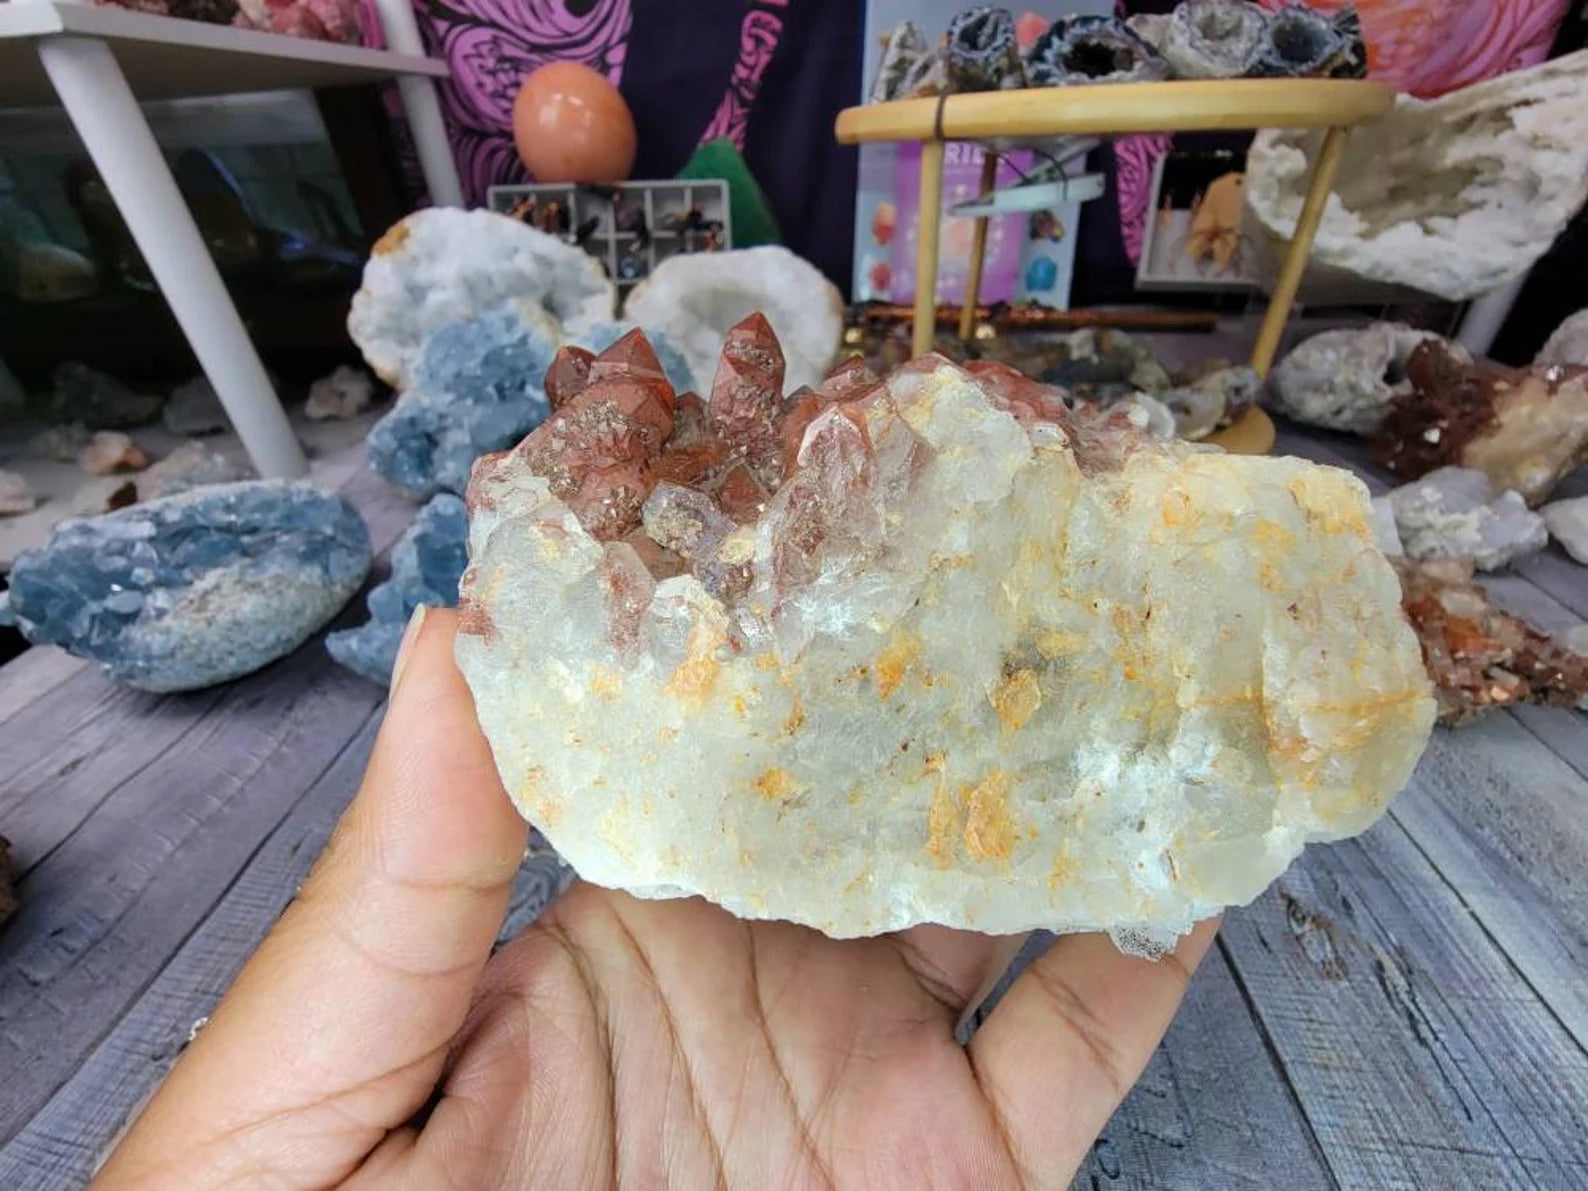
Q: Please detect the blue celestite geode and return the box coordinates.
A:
[365,304,559,500]
[0,480,371,692]
[326,492,467,685]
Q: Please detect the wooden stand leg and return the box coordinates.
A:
[913,139,946,358]
[958,150,999,343]
[1250,125,1349,378]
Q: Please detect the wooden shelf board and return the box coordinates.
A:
[0,1,445,106]
[836,79,1395,145]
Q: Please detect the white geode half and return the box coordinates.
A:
[348,209,615,388]
[623,246,844,393]
[1244,49,1588,302]
[457,359,1434,950]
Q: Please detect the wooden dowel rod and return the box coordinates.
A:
[1250,125,1348,377]
[913,139,946,358]
[958,150,999,342]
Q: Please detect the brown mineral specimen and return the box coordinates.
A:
[1393,555,1588,724]
[710,462,771,524]
[1374,342,1588,505]
[515,331,676,540]
[654,392,733,486]
[544,345,594,409]
[710,312,787,487]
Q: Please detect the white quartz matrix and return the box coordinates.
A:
[457,357,1434,950]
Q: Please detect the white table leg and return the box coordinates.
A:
[373,0,464,208]
[36,35,308,479]
[1456,271,1528,358]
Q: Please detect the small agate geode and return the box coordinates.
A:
[456,319,1433,950]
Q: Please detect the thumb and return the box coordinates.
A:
[97,607,529,1189]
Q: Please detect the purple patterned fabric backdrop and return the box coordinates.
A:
[414,0,633,203]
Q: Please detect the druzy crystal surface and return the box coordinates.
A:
[1,481,369,691]
[457,323,1434,947]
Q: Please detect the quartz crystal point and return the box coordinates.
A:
[458,328,1434,948]
[1373,341,1588,506]
[508,329,675,542]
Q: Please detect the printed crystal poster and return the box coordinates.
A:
[851,0,1110,308]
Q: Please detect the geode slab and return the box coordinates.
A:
[1252,3,1365,79]
[1244,50,1588,301]
[0,481,369,692]
[348,208,615,389]
[1160,0,1267,79]
[946,6,1025,92]
[1027,16,1170,86]
[1373,341,1588,506]
[456,325,1434,947]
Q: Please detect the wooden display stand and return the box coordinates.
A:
[836,79,1395,454]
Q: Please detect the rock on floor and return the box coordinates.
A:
[1268,323,1454,435]
[1385,466,1547,571]
[1542,496,1588,565]
[0,480,370,691]
[327,493,467,684]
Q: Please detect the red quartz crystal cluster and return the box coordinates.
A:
[1394,556,1588,724]
[473,313,1152,606]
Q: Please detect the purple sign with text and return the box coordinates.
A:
[887,142,1032,306]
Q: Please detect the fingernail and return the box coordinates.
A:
[390,604,429,693]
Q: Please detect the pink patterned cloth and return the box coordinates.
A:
[699,0,788,150]
[1253,0,1572,98]
[1113,132,1173,267]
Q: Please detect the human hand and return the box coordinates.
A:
[96,608,1218,1189]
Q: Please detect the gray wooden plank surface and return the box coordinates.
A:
[0,648,85,728]
[1218,812,1588,1188]
[0,719,572,1188]
[0,454,415,1146]
[0,642,386,1141]
[1393,724,1588,1051]
[1072,950,1334,1191]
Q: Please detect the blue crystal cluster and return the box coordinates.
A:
[326,493,468,685]
[0,481,370,692]
[365,307,698,501]
[366,306,559,499]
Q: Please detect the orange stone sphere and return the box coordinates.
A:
[512,62,637,184]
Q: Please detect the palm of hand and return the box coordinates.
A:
[365,884,1197,1190]
[99,611,1212,1191]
